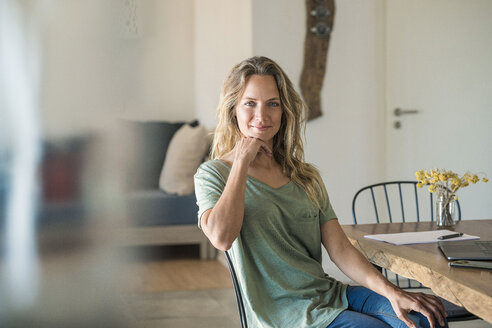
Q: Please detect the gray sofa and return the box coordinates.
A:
[122,120,215,259]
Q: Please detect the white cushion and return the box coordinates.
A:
[159,124,209,195]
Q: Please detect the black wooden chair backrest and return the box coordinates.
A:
[352,181,478,321]
[352,181,461,225]
[225,250,248,328]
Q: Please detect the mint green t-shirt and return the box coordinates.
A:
[194,160,348,328]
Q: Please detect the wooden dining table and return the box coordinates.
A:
[341,219,492,323]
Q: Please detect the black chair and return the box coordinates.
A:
[225,250,248,328]
[352,180,462,288]
[352,181,478,322]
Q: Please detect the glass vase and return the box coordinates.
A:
[436,196,456,228]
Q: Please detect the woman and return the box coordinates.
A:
[194,56,447,328]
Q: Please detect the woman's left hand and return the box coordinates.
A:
[321,220,447,328]
[387,288,447,328]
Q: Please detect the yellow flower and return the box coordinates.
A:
[416,169,486,198]
[454,195,458,200]
[463,173,471,180]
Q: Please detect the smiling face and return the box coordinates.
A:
[235,74,282,148]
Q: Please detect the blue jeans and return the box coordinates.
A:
[327,286,448,328]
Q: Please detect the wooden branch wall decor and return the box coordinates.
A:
[300,0,335,121]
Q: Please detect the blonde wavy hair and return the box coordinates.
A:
[212,56,327,211]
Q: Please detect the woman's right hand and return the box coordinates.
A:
[202,136,271,251]
[234,136,272,164]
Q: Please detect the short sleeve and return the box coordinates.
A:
[193,160,229,228]
[318,178,338,225]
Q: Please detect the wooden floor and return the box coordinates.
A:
[121,246,491,328]
[123,245,232,292]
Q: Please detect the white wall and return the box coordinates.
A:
[194,0,253,129]
[385,0,492,220]
[137,0,195,121]
[41,0,196,139]
[251,0,304,73]
[304,0,386,281]
[41,1,118,138]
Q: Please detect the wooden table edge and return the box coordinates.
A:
[342,224,492,324]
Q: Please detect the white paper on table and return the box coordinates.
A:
[364,230,480,245]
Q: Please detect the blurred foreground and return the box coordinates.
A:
[0,0,143,326]
[0,128,138,327]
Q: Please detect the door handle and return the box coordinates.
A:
[394,108,419,116]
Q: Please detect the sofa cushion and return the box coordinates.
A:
[124,120,198,190]
[126,190,198,226]
[159,124,209,195]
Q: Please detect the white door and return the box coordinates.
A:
[385,0,492,220]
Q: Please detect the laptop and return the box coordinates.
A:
[438,240,492,260]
